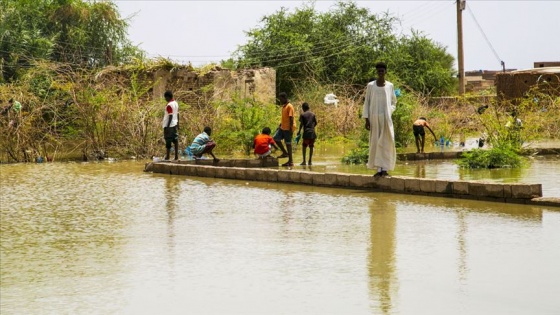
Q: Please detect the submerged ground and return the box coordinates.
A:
[1,161,559,314]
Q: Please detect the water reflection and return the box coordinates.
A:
[431,196,544,222]
[164,176,180,277]
[368,199,397,314]
[457,165,529,182]
[414,162,426,178]
[456,210,468,282]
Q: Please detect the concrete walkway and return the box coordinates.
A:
[398,147,560,161]
[146,161,560,208]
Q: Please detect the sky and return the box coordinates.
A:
[115,0,560,71]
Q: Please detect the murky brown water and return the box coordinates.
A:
[1,161,559,314]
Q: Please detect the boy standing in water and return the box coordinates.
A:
[297,102,318,165]
[413,117,437,153]
[274,92,296,167]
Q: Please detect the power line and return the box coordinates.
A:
[398,1,454,32]
[1,26,361,63]
[466,3,503,65]
[2,35,360,67]
[242,37,362,65]
[1,35,361,71]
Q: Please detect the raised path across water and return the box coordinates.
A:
[398,148,560,161]
[146,159,560,207]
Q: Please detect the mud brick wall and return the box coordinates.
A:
[496,70,560,102]
[152,67,276,107]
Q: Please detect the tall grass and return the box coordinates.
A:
[1,63,558,164]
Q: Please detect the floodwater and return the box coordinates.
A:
[1,162,559,314]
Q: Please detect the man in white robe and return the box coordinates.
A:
[362,62,397,177]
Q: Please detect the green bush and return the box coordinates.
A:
[391,88,415,148]
[457,99,529,169]
[458,145,523,169]
[341,128,369,164]
[213,95,277,155]
[341,144,368,164]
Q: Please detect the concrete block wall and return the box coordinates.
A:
[176,158,278,168]
[147,162,556,206]
[398,147,560,162]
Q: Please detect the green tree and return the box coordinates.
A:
[235,1,456,96]
[389,31,456,96]
[0,0,141,82]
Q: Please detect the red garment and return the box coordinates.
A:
[166,99,175,114]
[254,134,276,155]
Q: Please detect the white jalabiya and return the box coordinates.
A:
[362,80,397,171]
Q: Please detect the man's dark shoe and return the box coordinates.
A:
[282,162,294,167]
[381,171,391,178]
[373,171,383,178]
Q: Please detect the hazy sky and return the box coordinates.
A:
[115,0,560,71]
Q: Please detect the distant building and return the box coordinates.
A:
[534,61,560,68]
[465,69,516,93]
[495,67,560,102]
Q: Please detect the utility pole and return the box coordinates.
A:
[457,0,466,95]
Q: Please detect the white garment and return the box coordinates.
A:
[362,81,397,171]
[162,100,179,128]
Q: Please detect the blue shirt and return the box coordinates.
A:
[189,132,210,155]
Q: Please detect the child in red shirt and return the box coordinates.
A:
[254,127,279,158]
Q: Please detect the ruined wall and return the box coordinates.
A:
[213,68,276,104]
[495,67,560,102]
[152,67,276,106]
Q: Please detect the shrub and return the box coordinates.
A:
[212,95,277,155]
[391,88,415,148]
[458,145,523,169]
[341,128,369,164]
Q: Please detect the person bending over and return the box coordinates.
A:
[413,117,437,153]
[189,126,219,161]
